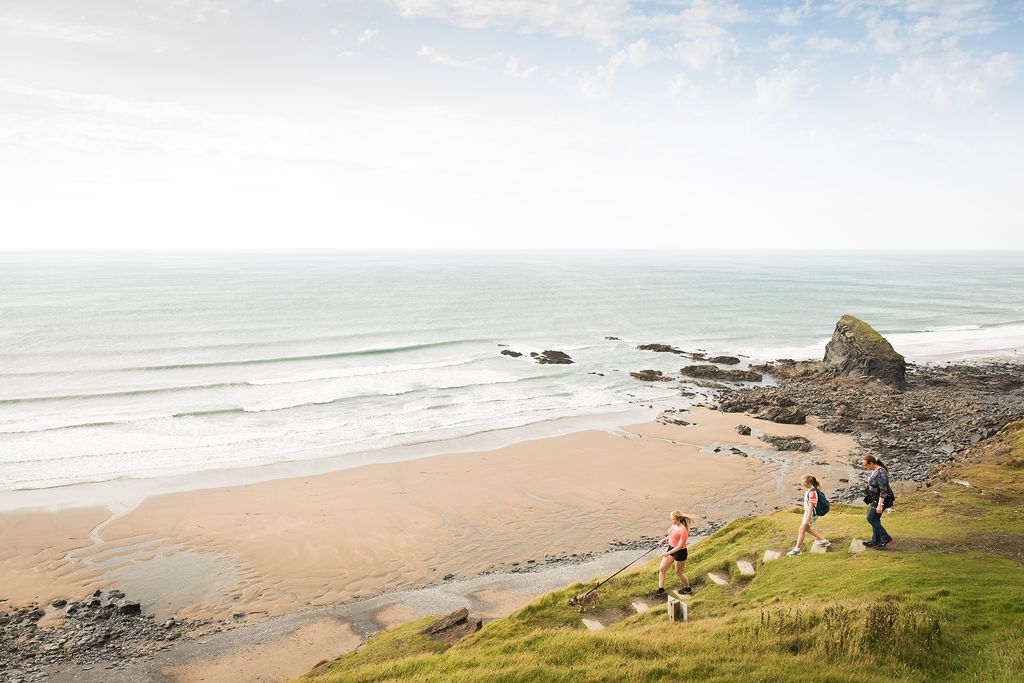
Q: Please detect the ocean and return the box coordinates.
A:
[1,250,1022,492]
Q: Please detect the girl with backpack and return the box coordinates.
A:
[786,475,831,557]
[656,511,693,596]
[862,454,894,548]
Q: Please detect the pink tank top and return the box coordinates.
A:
[667,524,688,549]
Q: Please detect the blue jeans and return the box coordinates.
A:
[867,506,892,545]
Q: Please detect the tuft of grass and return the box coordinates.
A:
[301,424,1024,683]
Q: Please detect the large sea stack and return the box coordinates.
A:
[823,314,906,389]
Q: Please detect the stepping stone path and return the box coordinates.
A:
[631,600,651,614]
[581,618,604,632]
[736,560,756,576]
[707,572,730,585]
[849,539,867,554]
[763,549,784,563]
[810,542,832,554]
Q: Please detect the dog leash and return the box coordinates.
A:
[584,544,662,596]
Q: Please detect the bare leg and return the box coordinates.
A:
[658,556,673,588]
[795,523,808,548]
[806,525,825,541]
[674,560,690,588]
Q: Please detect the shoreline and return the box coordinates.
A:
[0,401,687,514]
[0,405,860,618]
[3,351,1017,515]
[4,353,1022,682]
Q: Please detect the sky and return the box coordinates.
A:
[1,0,1022,249]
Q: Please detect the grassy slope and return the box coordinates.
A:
[303,423,1024,683]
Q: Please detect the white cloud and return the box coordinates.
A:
[0,79,200,122]
[385,0,633,45]
[778,0,814,27]
[416,44,481,69]
[665,1,748,71]
[890,50,1018,104]
[578,38,653,98]
[358,28,380,44]
[754,66,803,105]
[805,35,863,53]
[503,57,538,79]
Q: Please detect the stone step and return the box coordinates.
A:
[581,617,604,632]
[849,539,867,554]
[810,542,833,554]
[763,549,784,563]
[736,560,756,576]
[669,590,693,601]
[706,572,730,586]
[631,600,651,614]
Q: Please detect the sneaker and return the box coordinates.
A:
[680,586,693,595]
[876,538,893,549]
[655,587,665,595]
[786,548,802,557]
[862,540,875,547]
[814,539,832,547]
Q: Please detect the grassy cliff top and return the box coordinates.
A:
[837,314,905,361]
[303,422,1024,682]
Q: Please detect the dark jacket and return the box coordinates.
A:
[864,467,894,508]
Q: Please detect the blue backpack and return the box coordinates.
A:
[814,488,831,516]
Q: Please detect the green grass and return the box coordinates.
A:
[302,423,1024,683]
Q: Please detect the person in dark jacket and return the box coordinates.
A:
[862,454,894,548]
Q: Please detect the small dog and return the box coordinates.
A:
[567,589,599,613]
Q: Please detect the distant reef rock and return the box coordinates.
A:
[500,349,523,358]
[630,369,674,382]
[531,350,574,365]
[679,365,763,383]
[824,315,906,389]
[707,355,740,365]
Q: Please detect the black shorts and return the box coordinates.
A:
[669,547,688,561]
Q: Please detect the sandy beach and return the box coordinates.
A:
[1,406,860,680]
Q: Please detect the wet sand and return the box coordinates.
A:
[2,408,860,681]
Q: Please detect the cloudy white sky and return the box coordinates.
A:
[2,0,1022,248]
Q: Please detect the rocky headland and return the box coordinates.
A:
[712,316,1023,495]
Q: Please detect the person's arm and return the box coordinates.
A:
[802,490,816,524]
[876,470,892,512]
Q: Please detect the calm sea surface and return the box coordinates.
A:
[1,250,1022,490]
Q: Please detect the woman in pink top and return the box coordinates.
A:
[656,510,693,596]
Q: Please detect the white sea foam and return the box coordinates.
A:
[1,250,1022,494]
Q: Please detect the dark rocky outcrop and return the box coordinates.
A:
[605,336,620,341]
[760,435,813,452]
[754,405,807,425]
[500,349,523,358]
[630,369,674,382]
[707,356,741,365]
[636,343,679,354]
[531,350,573,365]
[679,365,762,383]
[657,409,690,426]
[420,608,469,636]
[636,344,706,360]
[419,608,481,646]
[1,589,195,680]
[824,315,906,389]
[717,362,1024,490]
[735,424,751,436]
